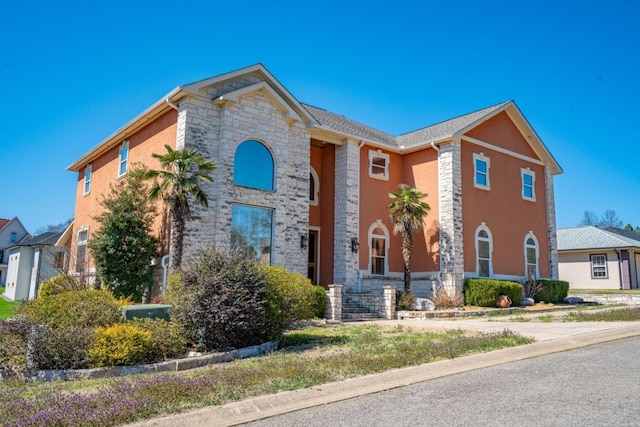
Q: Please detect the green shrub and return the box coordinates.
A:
[38,273,87,297]
[162,272,183,308]
[464,279,523,307]
[262,266,326,339]
[17,290,122,329]
[0,316,31,371]
[170,248,267,352]
[88,323,151,367]
[535,280,570,303]
[30,325,96,369]
[313,285,327,317]
[396,290,415,310]
[130,318,187,362]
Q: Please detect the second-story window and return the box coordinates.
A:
[521,168,536,201]
[369,150,389,180]
[83,164,92,195]
[119,141,129,177]
[473,152,490,190]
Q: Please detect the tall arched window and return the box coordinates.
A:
[368,221,389,275]
[233,140,274,191]
[475,223,493,277]
[309,166,319,205]
[524,232,539,279]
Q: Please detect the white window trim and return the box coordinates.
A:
[118,140,129,178]
[475,222,493,277]
[309,166,319,206]
[83,164,92,196]
[521,167,536,201]
[368,220,389,276]
[368,149,390,181]
[524,231,539,279]
[10,232,17,243]
[590,254,608,279]
[473,152,490,190]
[76,226,89,273]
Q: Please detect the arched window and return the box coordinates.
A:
[233,140,274,191]
[475,223,493,277]
[309,166,319,205]
[368,221,389,275]
[525,232,539,279]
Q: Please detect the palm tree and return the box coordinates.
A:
[388,184,430,292]
[145,145,216,271]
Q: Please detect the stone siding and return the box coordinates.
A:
[360,275,436,299]
[438,141,464,292]
[333,141,360,290]
[545,166,559,280]
[177,75,309,275]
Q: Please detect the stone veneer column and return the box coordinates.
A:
[438,141,465,293]
[545,166,559,280]
[334,141,360,291]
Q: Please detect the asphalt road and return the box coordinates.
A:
[243,336,640,427]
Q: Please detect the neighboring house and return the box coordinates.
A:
[0,217,29,287]
[3,231,66,301]
[558,226,640,290]
[66,64,562,297]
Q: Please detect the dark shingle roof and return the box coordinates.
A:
[18,232,63,247]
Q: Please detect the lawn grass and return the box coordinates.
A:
[0,288,20,319]
[563,306,640,322]
[0,324,533,426]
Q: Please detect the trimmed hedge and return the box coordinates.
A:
[464,279,523,307]
[534,280,570,303]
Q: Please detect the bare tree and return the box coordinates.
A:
[579,210,599,226]
[598,209,623,229]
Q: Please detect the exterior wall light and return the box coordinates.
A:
[351,237,359,253]
[301,233,309,249]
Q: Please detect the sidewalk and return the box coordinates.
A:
[128,313,640,427]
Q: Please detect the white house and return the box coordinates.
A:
[557,226,640,290]
[3,231,65,301]
[0,217,29,287]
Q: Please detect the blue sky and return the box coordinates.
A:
[1,0,639,233]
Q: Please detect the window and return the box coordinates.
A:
[10,232,17,243]
[369,150,389,180]
[475,223,492,277]
[234,140,274,191]
[83,164,92,195]
[231,204,273,264]
[53,252,64,269]
[76,228,89,273]
[309,166,319,205]
[525,233,538,279]
[118,141,129,177]
[590,254,608,278]
[521,168,535,201]
[473,152,490,190]
[368,221,389,275]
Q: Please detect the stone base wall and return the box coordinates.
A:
[571,294,640,306]
[346,287,396,319]
[360,275,436,299]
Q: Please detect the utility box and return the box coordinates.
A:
[123,304,171,321]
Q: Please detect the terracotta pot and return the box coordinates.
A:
[496,294,512,308]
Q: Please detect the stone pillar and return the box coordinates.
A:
[383,286,396,320]
[334,141,360,291]
[438,141,464,293]
[545,166,559,280]
[325,284,343,321]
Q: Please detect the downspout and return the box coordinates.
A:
[357,139,365,292]
[614,249,623,290]
[166,98,179,111]
[431,141,443,289]
[160,254,170,293]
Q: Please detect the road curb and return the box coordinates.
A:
[129,323,640,427]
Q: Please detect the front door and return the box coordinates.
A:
[307,230,319,285]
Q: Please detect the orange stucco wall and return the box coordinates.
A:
[461,116,550,277]
[466,111,538,158]
[70,110,178,270]
[309,144,335,286]
[358,147,439,274]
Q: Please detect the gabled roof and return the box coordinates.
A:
[0,219,9,231]
[397,101,510,148]
[557,226,640,251]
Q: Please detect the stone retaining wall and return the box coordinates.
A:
[571,294,640,306]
